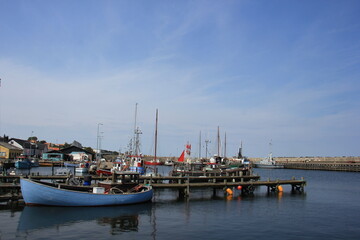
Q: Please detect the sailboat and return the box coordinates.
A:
[145,109,163,166]
[209,126,223,165]
[169,140,251,178]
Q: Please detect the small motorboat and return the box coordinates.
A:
[164,159,174,166]
[15,156,33,169]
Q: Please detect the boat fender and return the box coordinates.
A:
[277,185,283,192]
[237,185,242,190]
[133,184,143,192]
[226,188,233,195]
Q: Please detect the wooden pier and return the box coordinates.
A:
[147,176,305,197]
[0,174,306,201]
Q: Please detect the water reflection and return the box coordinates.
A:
[17,203,152,233]
[99,215,139,234]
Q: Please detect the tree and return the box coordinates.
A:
[28,136,38,142]
[84,147,95,154]
[61,142,71,149]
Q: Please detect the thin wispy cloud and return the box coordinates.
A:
[1,0,360,157]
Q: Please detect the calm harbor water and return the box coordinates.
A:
[1,167,360,239]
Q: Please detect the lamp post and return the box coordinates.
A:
[96,123,103,161]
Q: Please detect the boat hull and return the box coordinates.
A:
[144,161,163,166]
[75,167,88,173]
[129,166,146,175]
[96,169,112,176]
[20,178,153,207]
[15,161,32,169]
[254,163,284,169]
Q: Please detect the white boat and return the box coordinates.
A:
[75,162,89,173]
[254,152,284,169]
[164,159,174,166]
[254,141,284,169]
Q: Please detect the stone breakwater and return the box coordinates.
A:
[249,156,360,172]
[250,156,360,163]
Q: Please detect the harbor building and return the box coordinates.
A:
[0,142,23,159]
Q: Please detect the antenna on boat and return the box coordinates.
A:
[154,109,158,162]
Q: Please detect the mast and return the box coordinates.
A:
[198,131,201,159]
[154,109,158,161]
[224,132,227,158]
[205,138,210,159]
[133,103,138,156]
[238,141,243,158]
[217,126,220,157]
[133,103,142,156]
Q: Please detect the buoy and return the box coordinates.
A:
[277,185,283,192]
[237,185,242,190]
[226,188,233,195]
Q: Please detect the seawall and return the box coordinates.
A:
[249,156,360,172]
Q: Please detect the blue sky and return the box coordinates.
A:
[1,0,360,157]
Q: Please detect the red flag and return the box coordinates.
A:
[177,150,185,162]
[186,144,191,155]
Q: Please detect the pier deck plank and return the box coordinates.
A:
[150,179,305,189]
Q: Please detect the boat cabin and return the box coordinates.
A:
[98,171,142,192]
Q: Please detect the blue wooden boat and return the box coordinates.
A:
[20,172,153,206]
[15,157,33,169]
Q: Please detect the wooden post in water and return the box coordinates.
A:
[186,176,190,197]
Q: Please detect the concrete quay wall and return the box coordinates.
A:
[249,156,360,163]
[249,156,360,172]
